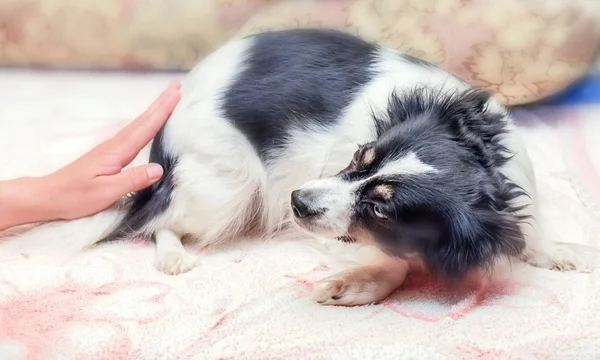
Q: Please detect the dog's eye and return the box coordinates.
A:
[372,204,387,220]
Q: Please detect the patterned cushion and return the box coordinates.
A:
[0,0,598,105]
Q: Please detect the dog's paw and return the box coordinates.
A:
[527,242,597,272]
[312,267,404,306]
[154,251,197,275]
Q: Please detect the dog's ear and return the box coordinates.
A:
[379,202,526,278]
[425,206,526,278]
[442,89,509,168]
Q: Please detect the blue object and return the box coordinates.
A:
[542,74,600,105]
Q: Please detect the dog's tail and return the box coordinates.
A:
[97,124,177,245]
[0,205,127,262]
[0,124,177,262]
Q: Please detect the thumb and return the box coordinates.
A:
[102,163,164,199]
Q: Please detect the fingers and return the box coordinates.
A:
[120,81,181,154]
[144,81,182,115]
[100,81,182,165]
[101,163,164,201]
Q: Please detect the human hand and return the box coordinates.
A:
[43,81,182,220]
[0,82,181,232]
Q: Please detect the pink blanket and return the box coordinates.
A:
[0,69,599,359]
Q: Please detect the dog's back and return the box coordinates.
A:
[96,29,488,275]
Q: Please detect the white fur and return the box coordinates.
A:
[149,38,266,246]
[377,152,437,176]
[0,207,123,262]
[154,229,197,275]
[497,123,595,272]
[312,246,410,306]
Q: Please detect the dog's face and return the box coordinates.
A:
[291,89,526,278]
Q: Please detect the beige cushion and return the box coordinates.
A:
[1,0,598,105]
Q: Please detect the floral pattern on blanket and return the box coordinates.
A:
[0,255,171,359]
[2,245,597,359]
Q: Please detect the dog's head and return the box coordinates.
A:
[291,88,527,278]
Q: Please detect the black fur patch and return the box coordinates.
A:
[99,124,177,243]
[223,29,377,159]
[336,235,356,243]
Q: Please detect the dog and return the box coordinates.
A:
[7,29,593,306]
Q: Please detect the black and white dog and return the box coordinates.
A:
[14,29,593,306]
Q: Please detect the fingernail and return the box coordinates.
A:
[146,164,164,181]
[165,81,180,93]
[159,83,177,98]
[157,82,180,103]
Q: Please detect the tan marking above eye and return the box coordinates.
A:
[374,184,394,199]
[361,148,376,165]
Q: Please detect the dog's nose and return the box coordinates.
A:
[291,189,321,218]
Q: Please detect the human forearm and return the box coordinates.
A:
[0,176,55,231]
[0,82,180,233]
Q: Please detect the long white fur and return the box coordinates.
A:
[1,36,593,306]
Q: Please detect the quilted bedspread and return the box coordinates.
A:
[0,69,599,360]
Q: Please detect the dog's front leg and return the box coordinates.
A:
[313,246,409,306]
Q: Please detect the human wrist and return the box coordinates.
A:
[0,175,58,231]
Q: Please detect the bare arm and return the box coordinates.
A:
[0,176,52,231]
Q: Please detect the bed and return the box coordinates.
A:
[0,65,599,359]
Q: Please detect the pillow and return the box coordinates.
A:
[0,0,598,105]
[233,0,600,105]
